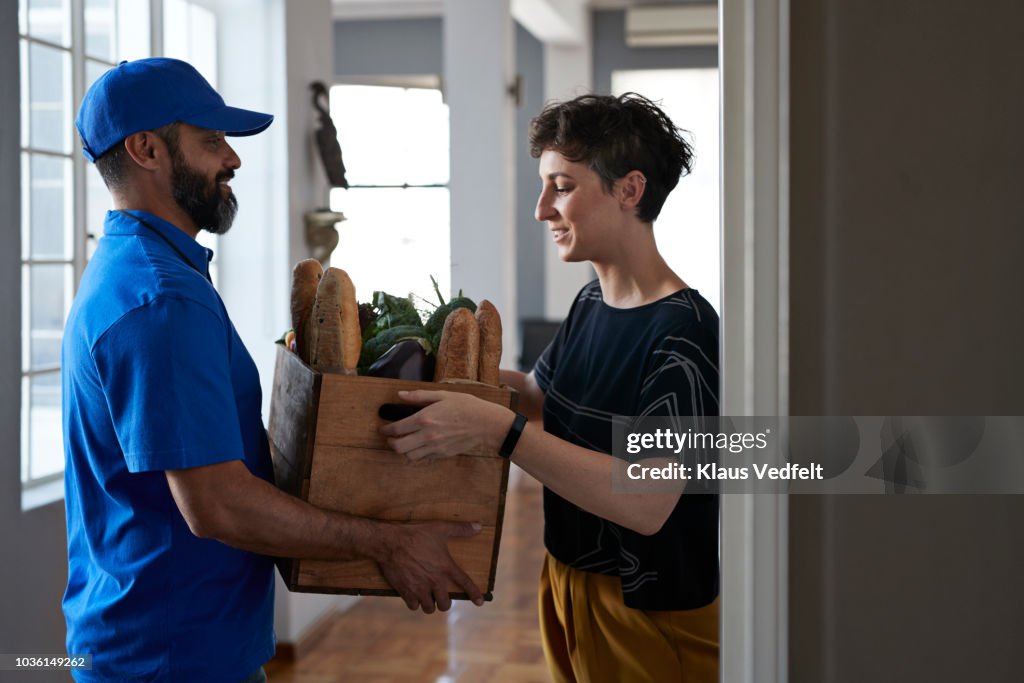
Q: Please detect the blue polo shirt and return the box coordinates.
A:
[62,210,275,682]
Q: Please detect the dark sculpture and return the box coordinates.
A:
[311,81,349,189]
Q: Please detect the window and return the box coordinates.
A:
[162,0,221,283]
[19,0,216,506]
[328,84,451,307]
[611,68,721,313]
[19,0,152,500]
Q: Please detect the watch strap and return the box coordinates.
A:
[498,412,528,459]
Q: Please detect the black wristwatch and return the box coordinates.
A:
[498,412,528,459]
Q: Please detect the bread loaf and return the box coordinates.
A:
[475,300,502,386]
[310,268,343,372]
[336,269,361,372]
[290,259,323,364]
[434,307,479,382]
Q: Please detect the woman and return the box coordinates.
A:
[381,93,720,682]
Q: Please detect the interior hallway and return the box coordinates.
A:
[265,470,551,682]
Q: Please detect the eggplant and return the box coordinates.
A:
[366,339,436,381]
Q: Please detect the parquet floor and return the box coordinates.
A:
[264,469,552,683]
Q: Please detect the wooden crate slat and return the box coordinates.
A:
[297,527,497,594]
[268,346,321,489]
[308,444,506,524]
[315,373,512,456]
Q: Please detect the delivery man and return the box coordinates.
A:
[62,57,483,683]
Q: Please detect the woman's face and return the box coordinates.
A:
[535,149,623,263]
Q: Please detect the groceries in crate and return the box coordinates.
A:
[367,339,435,381]
[277,261,502,386]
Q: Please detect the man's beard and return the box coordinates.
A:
[168,145,238,235]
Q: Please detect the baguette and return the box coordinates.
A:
[290,259,323,364]
[475,300,502,386]
[434,307,479,382]
[309,268,344,372]
[335,269,361,372]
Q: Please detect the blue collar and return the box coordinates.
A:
[104,210,214,279]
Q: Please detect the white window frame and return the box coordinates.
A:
[19,0,168,510]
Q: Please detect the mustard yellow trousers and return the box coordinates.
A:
[539,553,720,683]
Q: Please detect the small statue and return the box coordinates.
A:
[304,209,345,266]
[311,81,349,189]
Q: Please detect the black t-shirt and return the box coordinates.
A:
[534,280,720,611]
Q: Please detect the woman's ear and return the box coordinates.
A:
[616,170,647,211]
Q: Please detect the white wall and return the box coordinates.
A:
[445,0,520,366]
[213,0,359,646]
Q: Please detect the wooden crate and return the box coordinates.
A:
[267,344,515,600]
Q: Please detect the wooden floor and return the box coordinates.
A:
[265,470,552,683]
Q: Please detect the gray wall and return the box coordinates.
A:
[334,17,443,76]
[1,2,70,679]
[515,23,546,320]
[592,10,717,95]
[332,17,548,323]
[789,1,1024,681]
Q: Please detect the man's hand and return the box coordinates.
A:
[379,390,516,461]
[377,520,486,613]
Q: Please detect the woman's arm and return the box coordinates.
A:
[498,369,544,422]
[379,391,683,536]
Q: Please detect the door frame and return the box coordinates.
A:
[720,0,790,682]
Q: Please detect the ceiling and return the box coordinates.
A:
[332,0,713,21]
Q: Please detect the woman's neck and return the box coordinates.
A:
[591,225,687,308]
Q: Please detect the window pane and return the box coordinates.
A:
[29,372,64,480]
[29,264,72,371]
[20,40,30,148]
[330,86,449,186]
[85,0,116,61]
[329,187,451,306]
[30,154,73,260]
[188,4,217,88]
[28,0,71,47]
[29,41,71,153]
[164,0,217,87]
[21,267,30,376]
[21,153,31,261]
[162,0,189,64]
[85,58,109,94]
[21,377,31,484]
[117,0,150,61]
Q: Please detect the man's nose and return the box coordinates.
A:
[224,142,241,170]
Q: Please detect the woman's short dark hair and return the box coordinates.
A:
[528,92,694,223]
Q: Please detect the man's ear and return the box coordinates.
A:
[122,131,168,171]
[616,170,647,211]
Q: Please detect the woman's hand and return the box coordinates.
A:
[379,390,516,461]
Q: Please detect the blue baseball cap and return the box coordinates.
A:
[76,57,274,162]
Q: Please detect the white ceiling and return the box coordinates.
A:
[332,0,711,21]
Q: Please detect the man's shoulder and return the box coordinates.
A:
[69,237,224,352]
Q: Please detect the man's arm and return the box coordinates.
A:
[165,460,483,613]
